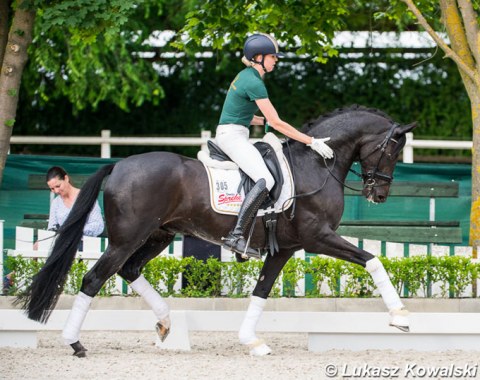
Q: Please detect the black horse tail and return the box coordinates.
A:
[15,163,116,323]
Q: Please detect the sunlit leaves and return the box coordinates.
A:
[176,0,354,61]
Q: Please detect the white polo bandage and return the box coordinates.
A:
[62,292,92,345]
[130,275,169,320]
[366,257,404,311]
[238,295,266,345]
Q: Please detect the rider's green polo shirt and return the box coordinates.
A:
[219,67,268,127]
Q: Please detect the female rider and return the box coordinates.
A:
[217,33,334,258]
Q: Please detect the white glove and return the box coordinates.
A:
[308,137,334,159]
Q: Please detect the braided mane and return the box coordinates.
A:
[301,104,394,133]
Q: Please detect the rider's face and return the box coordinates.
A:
[263,54,278,72]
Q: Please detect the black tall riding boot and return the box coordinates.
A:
[222,179,269,259]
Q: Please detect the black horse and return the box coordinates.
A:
[18,105,416,357]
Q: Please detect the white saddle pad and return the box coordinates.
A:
[197,133,294,216]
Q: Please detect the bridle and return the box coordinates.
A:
[281,122,401,221]
[348,122,400,194]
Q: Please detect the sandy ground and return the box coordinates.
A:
[1,331,479,380]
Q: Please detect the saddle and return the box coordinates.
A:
[207,140,284,208]
[206,137,284,256]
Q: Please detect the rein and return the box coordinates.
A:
[281,122,400,220]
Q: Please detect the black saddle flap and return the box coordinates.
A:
[207,140,230,161]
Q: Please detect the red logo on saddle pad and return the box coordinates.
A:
[218,193,242,205]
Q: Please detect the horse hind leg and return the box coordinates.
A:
[118,231,175,343]
[63,232,174,357]
[62,243,134,357]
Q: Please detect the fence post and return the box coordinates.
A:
[101,130,111,158]
[403,132,414,163]
[201,130,211,152]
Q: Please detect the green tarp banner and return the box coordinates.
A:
[0,154,472,249]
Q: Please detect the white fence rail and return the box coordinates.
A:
[10,131,471,163]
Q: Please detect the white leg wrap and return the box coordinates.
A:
[62,292,92,345]
[239,296,266,345]
[130,275,169,321]
[366,257,404,311]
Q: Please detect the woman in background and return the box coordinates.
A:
[46,166,104,237]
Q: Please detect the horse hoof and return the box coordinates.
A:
[247,339,272,356]
[391,324,410,333]
[71,341,88,358]
[155,319,171,342]
[389,308,410,332]
[73,349,87,358]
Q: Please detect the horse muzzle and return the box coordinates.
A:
[362,180,391,204]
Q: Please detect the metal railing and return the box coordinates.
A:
[10,130,472,163]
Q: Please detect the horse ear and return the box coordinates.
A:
[394,122,417,136]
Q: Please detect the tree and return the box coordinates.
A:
[179,0,480,254]
[376,0,480,254]
[0,1,34,184]
[0,0,183,184]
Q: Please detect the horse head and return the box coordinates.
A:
[356,121,417,203]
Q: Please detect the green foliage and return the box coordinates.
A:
[5,119,15,127]
[5,253,479,298]
[14,52,470,159]
[143,255,187,296]
[176,0,355,61]
[64,259,88,294]
[221,259,262,297]
[13,1,187,112]
[382,256,425,296]
[433,256,477,298]
[319,257,345,297]
[181,256,223,297]
[4,255,44,294]
[282,257,308,297]
[7,0,472,160]
[342,262,375,297]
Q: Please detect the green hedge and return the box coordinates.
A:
[4,255,478,298]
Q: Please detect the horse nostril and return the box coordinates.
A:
[377,194,386,203]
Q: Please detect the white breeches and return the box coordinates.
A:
[216,124,275,191]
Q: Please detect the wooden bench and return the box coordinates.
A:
[338,181,462,244]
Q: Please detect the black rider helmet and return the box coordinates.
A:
[243,33,284,61]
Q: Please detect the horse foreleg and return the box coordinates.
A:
[240,250,293,356]
[303,229,409,331]
[365,257,409,331]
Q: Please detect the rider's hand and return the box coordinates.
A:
[308,137,334,159]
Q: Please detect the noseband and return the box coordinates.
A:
[349,122,400,193]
